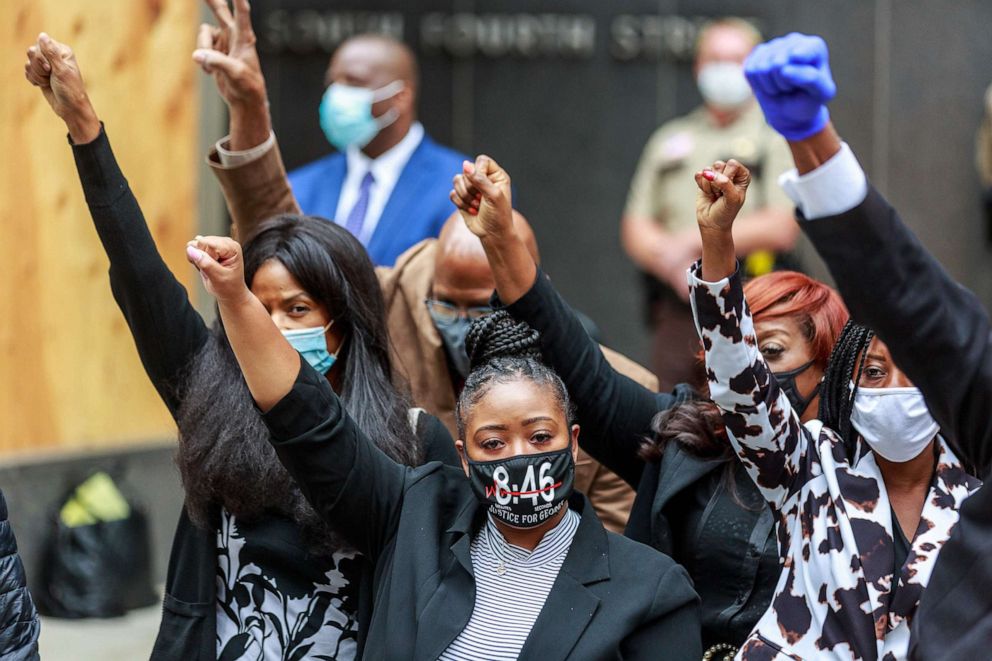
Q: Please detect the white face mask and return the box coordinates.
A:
[697,61,752,110]
[849,385,939,463]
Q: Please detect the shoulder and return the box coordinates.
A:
[605,531,698,609]
[288,152,345,185]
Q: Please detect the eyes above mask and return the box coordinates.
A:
[318,80,404,151]
[282,320,340,375]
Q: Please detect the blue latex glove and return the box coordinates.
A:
[744,33,836,141]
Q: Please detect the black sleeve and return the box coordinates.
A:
[71,127,209,417]
[263,355,409,558]
[0,492,39,661]
[802,186,992,473]
[620,564,702,661]
[416,411,461,467]
[503,271,683,487]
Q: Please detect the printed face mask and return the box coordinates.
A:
[282,320,339,375]
[849,385,939,462]
[467,443,575,529]
[318,80,404,151]
[772,360,821,417]
[428,310,473,379]
[697,61,752,110]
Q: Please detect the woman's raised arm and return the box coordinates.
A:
[25,33,209,416]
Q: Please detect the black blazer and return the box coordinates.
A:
[800,186,992,661]
[261,357,703,661]
[502,271,780,650]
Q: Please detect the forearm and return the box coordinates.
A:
[228,100,272,152]
[788,122,843,175]
[480,227,538,305]
[74,127,208,413]
[504,270,665,486]
[699,227,736,282]
[689,264,804,509]
[217,292,301,411]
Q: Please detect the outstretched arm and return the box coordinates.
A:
[746,33,992,473]
[452,158,683,486]
[195,0,300,240]
[690,159,812,513]
[25,34,209,416]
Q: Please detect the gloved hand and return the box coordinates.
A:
[744,33,836,141]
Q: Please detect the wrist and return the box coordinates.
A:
[65,103,101,145]
[228,101,272,151]
[215,285,255,310]
[698,226,736,282]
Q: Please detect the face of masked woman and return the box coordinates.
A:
[457,378,580,529]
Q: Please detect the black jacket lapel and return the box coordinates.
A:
[518,495,608,661]
[414,500,479,661]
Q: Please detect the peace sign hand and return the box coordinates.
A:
[193,0,265,111]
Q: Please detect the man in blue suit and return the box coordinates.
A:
[291,34,467,266]
[196,0,465,266]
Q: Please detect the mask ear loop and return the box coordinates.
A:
[323,319,347,360]
[371,80,404,131]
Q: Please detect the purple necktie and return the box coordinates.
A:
[344,171,375,240]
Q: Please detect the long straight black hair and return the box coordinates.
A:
[176,215,419,552]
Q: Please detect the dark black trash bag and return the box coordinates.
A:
[36,473,157,618]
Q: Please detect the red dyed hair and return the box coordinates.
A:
[744,271,849,368]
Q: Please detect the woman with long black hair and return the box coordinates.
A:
[175,230,702,658]
[24,33,456,661]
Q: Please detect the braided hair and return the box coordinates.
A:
[454,310,573,439]
[817,319,875,451]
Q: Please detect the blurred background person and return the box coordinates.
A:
[196,1,466,265]
[620,17,799,390]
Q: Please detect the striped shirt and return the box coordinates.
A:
[439,509,580,661]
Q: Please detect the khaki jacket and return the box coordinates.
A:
[208,141,657,532]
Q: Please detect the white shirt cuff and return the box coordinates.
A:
[215,131,276,169]
[778,142,868,219]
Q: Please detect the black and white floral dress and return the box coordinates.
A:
[215,510,361,661]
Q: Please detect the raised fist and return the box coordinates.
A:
[694,160,751,234]
[24,33,99,143]
[744,33,836,141]
[186,235,248,303]
[451,156,514,241]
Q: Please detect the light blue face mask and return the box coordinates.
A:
[318,81,404,151]
[282,320,340,375]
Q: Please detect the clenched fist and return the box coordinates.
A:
[24,33,99,143]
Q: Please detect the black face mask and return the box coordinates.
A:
[467,443,575,529]
[772,359,820,417]
[428,311,472,379]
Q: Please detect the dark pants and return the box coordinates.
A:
[650,292,706,394]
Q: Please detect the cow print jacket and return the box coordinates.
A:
[688,264,980,661]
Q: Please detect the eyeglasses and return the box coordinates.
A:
[424,298,494,322]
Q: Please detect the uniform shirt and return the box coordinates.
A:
[625,102,793,235]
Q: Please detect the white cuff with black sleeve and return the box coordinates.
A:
[777,142,869,220]
[215,131,276,169]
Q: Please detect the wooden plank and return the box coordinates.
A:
[0,0,199,454]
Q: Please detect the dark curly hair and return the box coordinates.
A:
[454,310,573,439]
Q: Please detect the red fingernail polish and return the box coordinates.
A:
[703,170,715,181]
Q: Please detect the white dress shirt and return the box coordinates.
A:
[778,141,869,220]
[334,122,425,245]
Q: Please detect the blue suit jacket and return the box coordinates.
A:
[288,135,467,266]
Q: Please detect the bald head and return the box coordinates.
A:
[432,211,539,310]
